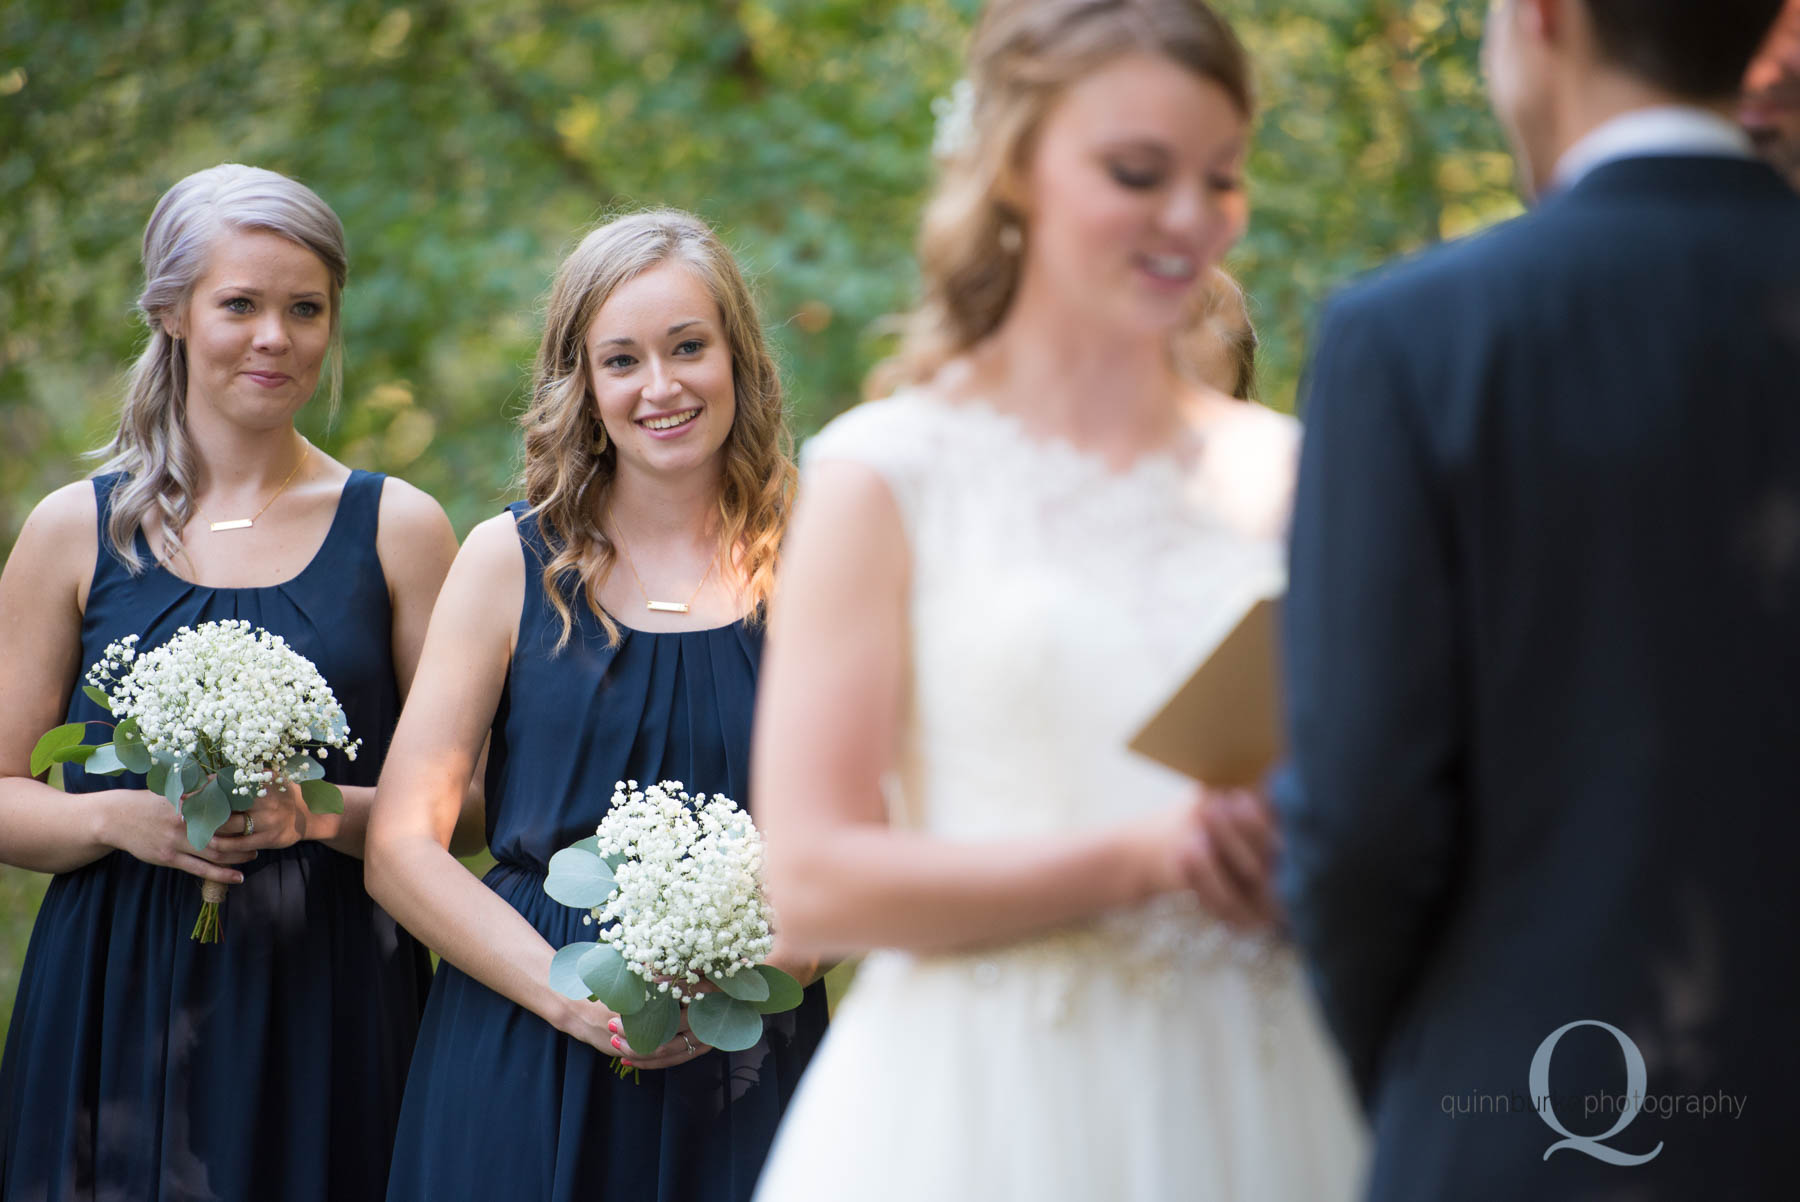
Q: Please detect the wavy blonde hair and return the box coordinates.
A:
[869,0,1253,398]
[517,209,795,650]
[91,163,348,570]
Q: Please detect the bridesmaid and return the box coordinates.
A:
[367,209,827,1202]
[0,164,458,1199]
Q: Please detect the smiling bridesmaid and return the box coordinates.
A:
[367,209,827,1202]
[0,163,458,1201]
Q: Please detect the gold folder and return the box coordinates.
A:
[1128,594,1282,786]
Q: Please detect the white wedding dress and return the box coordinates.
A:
[754,390,1366,1201]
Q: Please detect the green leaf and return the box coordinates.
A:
[178,757,203,793]
[183,775,231,850]
[571,835,601,855]
[83,743,127,776]
[163,761,188,807]
[543,848,617,909]
[112,718,151,775]
[751,965,805,1015]
[299,779,343,815]
[688,991,765,1052]
[82,685,113,713]
[145,760,171,796]
[550,941,601,1000]
[29,723,88,778]
[710,966,770,1004]
[577,943,647,1015]
[49,743,98,766]
[285,753,325,782]
[619,991,680,1057]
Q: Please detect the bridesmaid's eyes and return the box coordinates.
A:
[223,297,254,314]
[603,354,638,371]
[293,301,323,318]
[674,339,704,356]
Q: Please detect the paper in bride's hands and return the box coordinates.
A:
[1129,592,1283,787]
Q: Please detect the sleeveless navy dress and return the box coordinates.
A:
[0,470,433,1202]
[384,503,827,1202]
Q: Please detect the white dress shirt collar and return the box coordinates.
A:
[1551,105,1754,190]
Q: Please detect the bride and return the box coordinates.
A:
[750,0,1365,1198]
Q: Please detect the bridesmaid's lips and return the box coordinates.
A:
[243,371,292,388]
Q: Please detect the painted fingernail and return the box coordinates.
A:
[610,1036,622,1050]
[607,1019,619,1033]
[621,1060,634,1068]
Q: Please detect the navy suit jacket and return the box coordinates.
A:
[1278,155,1800,1201]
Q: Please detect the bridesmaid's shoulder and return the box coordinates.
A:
[455,510,526,569]
[16,479,100,553]
[5,479,99,595]
[374,474,455,544]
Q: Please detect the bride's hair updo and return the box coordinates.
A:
[93,164,348,571]
[517,209,795,650]
[869,0,1253,399]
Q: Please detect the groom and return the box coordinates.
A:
[1276,0,1799,1198]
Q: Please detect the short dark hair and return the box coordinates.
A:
[1584,0,1786,98]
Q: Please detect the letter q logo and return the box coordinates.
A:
[1529,1020,1664,1166]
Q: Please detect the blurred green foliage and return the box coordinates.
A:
[0,0,1517,1036]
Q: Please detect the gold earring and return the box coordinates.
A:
[591,423,609,455]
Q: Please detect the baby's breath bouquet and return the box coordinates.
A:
[545,780,803,1071]
[29,620,359,942]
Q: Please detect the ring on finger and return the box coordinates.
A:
[682,1033,697,1056]
[242,813,255,837]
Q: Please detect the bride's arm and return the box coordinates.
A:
[754,460,1248,960]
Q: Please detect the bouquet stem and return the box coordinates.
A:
[192,879,228,943]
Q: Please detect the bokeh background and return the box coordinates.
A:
[0,0,1517,1037]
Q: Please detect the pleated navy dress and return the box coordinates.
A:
[0,470,433,1202]
[384,503,827,1202]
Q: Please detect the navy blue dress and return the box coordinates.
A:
[384,503,827,1202]
[0,470,433,1202]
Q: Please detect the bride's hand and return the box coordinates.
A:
[1144,787,1283,932]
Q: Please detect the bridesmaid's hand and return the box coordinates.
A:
[611,1008,713,1071]
[102,788,254,885]
[553,996,628,1059]
[208,780,324,855]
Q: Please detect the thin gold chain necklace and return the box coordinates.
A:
[608,523,718,614]
[196,440,310,532]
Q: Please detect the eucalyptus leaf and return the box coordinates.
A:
[29,723,88,778]
[576,944,648,1016]
[284,753,325,783]
[82,685,113,713]
[299,779,344,815]
[543,848,617,909]
[49,743,98,766]
[146,760,171,796]
[688,991,765,1053]
[219,765,250,810]
[112,719,151,775]
[163,762,188,807]
[571,835,601,855]
[710,967,771,1004]
[549,941,601,1001]
[179,758,203,793]
[750,965,805,1015]
[83,743,127,777]
[619,991,680,1057]
[183,776,231,850]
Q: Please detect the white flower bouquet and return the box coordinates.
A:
[29,620,359,942]
[545,780,803,1071]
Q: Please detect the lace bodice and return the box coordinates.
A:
[804,389,1288,846]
